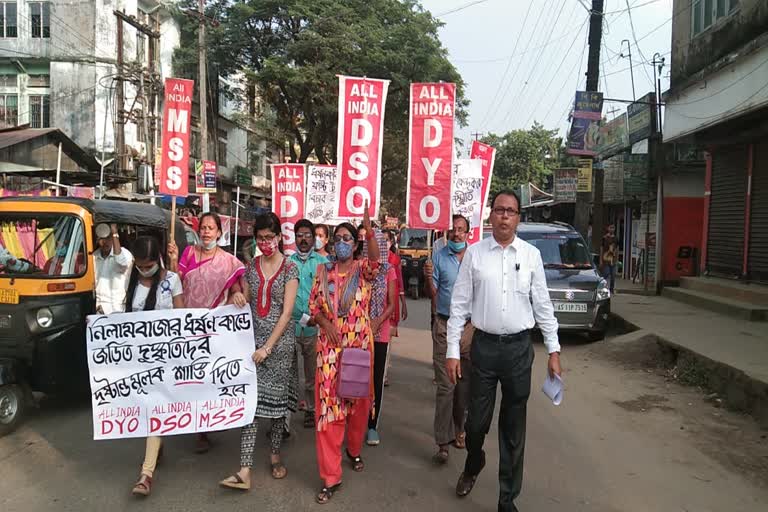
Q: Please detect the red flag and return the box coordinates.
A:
[469,141,497,244]
[271,163,306,254]
[335,76,389,219]
[158,78,194,197]
[406,83,456,230]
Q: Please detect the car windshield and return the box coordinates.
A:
[399,229,429,249]
[0,214,86,277]
[519,233,593,269]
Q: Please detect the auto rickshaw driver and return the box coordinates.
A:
[93,222,133,314]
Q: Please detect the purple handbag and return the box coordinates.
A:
[338,348,371,399]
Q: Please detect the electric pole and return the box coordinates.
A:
[198,0,210,212]
[471,131,483,141]
[574,0,604,253]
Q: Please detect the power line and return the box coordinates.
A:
[452,30,578,64]
[483,0,555,130]
[475,0,535,128]
[624,0,655,89]
[502,0,571,128]
[545,27,589,129]
[436,0,491,17]
[523,19,589,128]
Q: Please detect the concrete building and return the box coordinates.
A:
[0,0,179,161]
[664,0,768,283]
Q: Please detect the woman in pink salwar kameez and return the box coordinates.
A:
[168,211,246,452]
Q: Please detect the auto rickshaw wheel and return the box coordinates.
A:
[0,384,26,436]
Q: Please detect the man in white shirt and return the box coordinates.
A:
[94,223,133,314]
[446,190,561,512]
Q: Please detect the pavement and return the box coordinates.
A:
[610,291,768,386]
[1,298,767,512]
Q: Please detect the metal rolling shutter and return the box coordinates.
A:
[748,143,768,283]
[707,145,747,278]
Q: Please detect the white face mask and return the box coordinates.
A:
[202,239,218,251]
[136,263,160,278]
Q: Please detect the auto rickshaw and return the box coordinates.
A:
[0,197,189,435]
[398,227,434,299]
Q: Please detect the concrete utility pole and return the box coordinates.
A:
[198,0,210,212]
[115,13,125,174]
[574,0,604,253]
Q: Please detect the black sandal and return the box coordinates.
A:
[346,450,364,472]
[316,482,342,504]
[303,411,315,429]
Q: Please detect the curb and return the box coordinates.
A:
[608,313,768,429]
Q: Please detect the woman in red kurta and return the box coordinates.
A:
[310,208,379,505]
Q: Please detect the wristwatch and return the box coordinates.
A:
[112,234,120,238]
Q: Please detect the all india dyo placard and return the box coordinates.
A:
[335,75,389,219]
[86,305,258,440]
[407,82,456,230]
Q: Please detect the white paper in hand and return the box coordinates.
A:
[542,372,564,405]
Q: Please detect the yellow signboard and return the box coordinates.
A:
[577,159,593,193]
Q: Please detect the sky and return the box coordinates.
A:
[419,0,674,147]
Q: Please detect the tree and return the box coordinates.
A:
[173,0,468,216]
[481,123,563,198]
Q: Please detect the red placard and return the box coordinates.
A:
[159,78,194,197]
[271,163,306,254]
[469,140,497,244]
[406,83,456,230]
[335,75,389,219]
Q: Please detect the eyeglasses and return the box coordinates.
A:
[492,207,520,217]
[450,228,468,235]
[256,234,277,243]
[334,234,354,243]
[295,232,314,240]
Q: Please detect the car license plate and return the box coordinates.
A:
[0,289,18,305]
[554,302,587,313]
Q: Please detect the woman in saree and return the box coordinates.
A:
[167,211,246,453]
[309,204,379,505]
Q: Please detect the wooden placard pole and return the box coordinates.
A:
[170,196,177,244]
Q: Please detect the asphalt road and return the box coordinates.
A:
[1,298,767,512]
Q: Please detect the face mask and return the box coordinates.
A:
[202,239,218,251]
[136,263,159,278]
[334,241,353,261]
[315,238,325,251]
[56,247,68,257]
[448,240,467,253]
[257,238,279,257]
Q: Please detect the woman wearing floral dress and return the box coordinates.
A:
[220,213,299,490]
[310,203,379,504]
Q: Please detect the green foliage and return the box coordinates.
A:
[172,0,468,217]
[481,122,563,197]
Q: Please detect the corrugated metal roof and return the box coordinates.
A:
[0,127,100,172]
[0,128,59,150]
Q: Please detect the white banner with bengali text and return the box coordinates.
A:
[86,305,257,440]
[452,159,483,237]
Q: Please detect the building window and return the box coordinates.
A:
[29,2,50,39]
[0,94,18,128]
[0,2,17,37]
[692,0,739,36]
[218,129,227,167]
[29,95,49,128]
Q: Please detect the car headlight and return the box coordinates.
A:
[36,307,54,328]
[596,279,611,301]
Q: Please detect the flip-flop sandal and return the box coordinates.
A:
[303,412,315,429]
[432,448,450,465]
[346,450,364,472]
[132,475,152,496]
[454,432,466,449]
[271,462,287,480]
[316,482,342,504]
[298,400,307,411]
[219,473,250,491]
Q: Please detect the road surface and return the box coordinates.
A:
[1,298,766,511]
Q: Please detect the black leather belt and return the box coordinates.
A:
[476,329,531,343]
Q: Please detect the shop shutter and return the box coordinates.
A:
[748,143,768,283]
[707,145,747,278]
